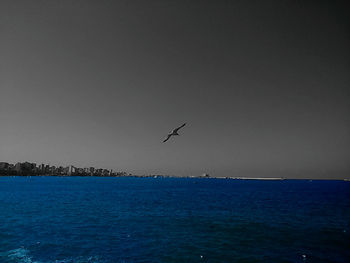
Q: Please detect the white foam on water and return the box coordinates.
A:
[52,256,103,263]
[6,247,40,263]
[1,248,103,263]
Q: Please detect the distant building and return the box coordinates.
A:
[38,164,45,173]
[68,165,76,175]
[95,169,103,176]
[14,162,36,175]
[57,166,64,175]
[14,163,21,172]
[49,166,56,174]
[63,166,69,175]
[0,162,9,170]
[1,161,127,177]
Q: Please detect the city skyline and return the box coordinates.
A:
[1,1,349,179]
[0,160,127,177]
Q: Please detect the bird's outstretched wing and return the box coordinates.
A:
[173,123,186,133]
[163,134,172,143]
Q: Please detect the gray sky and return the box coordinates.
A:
[1,0,349,178]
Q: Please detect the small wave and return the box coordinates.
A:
[1,248,104,263]
[4,247,39,263]
[52,256,102,263]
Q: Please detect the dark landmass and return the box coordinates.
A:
[0,161,127,177]
[1,161,348,180]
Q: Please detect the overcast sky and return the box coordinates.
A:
[1,0,349,178]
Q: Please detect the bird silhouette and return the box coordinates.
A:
[163,123,186,142]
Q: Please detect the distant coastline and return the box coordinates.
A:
[0,161,127,177]
[1,161,348,180]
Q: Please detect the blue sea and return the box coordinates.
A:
[0,177,349,263]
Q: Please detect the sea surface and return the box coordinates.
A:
[0,176,349,263]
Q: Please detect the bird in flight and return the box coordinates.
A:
[163,123,186,142]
